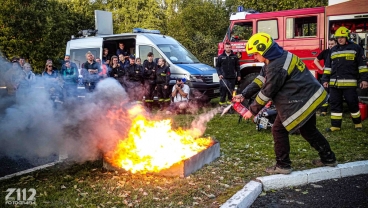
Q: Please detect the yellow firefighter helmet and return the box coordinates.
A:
[334,26,350,38]
[246,33,273,56]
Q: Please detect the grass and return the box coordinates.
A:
[1,99,368,207]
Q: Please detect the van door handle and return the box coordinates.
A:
[311,51,317,55]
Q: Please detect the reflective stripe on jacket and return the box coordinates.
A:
[249,51,328,133]
[322,42,368,88]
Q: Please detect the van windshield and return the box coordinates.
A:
[157,44,200,64]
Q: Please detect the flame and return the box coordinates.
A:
[105,105,214,174]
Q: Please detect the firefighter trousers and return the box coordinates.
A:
[329,87,361,128]
[156,84,170,107]
[144,80,155,106]
[272,114,336,169]
[126,81,144,102]
[219,78,235,105]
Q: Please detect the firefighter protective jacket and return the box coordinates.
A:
[241,66,266,99]
[155,65,170,85]
[125,64,144,83]
[216,51,240,79]
[249,51,328,133]
[322,42,368,87]
[143,60,156,81]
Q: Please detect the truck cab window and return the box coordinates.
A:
[257,20,278,39]
[286,16,317,38]
[231,22,253,42]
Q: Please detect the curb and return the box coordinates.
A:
[220,160,368,208]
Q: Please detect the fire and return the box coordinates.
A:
[105,105,214,174]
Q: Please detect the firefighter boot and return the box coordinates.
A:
[355,123,363,131]
[159,103,164,111]
[325,127,341,132]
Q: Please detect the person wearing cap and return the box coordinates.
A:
[234,32,337,174]
[124,55,144,102]
[155,58,171,111]
[166,78,190,114]
[322,26,368,132]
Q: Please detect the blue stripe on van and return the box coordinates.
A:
[176,63,217,75]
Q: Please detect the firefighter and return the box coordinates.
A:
[216,42,241,107]
[124,55,144,103]
[314,38,337,116]
[322,26,368,132]
[155,58,171,111]
[143,52,157,111]
[235,32,337,174]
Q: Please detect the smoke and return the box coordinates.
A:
[0,55,219,167]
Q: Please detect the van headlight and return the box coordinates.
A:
[188,75,203,82]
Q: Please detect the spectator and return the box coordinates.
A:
[216,42,240,107]
[42,61,62,98]
[124,55,144,102]
[143,52,157,111]
[116,43,129,65]
[136,57,142,66]
[314,38,337,116]
[18,57,25,69]
[82,51,100,91]
[102,48,111,65]
[95,57,108,79]
[62,55,78,70]
[60,61,78,98]
[155,58,171,111]
[322,26,368,132]
[166,78,190,114]
[16,63,35,98]
[109,55,125,86]
[237,32,336,174]
[118,54,126,68]
[4,57,22,95]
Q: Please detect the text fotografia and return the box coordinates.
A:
[5,188,36,205]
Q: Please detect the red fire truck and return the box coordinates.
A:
[217,0,368,97]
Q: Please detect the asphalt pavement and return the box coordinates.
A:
[251,173,368,208]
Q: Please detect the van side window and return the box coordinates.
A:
[286,16,317,38]
[231,22,253,41]
[70,48,100,68]
[139,45,162,59]
[257,20,278,39]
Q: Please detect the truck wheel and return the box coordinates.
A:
[237,73,258,94]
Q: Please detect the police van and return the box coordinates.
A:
[65,10,220,102]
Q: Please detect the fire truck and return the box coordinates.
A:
[217,0,368,98]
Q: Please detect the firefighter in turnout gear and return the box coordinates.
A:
[124,55,144,103]
[216,42,241,106]
[143,52,157,111]
[322,26,368,132]
[155,58,171,111]
[235,32,337,174]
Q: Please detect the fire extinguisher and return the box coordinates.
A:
[233,101,249,119]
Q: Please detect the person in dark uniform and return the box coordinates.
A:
[124,55,144,102]
[322,26,368,132]
[216,42,241,107]
[314,38,337,116]
[143,52,157,111]
[235,32,337,174]
[155,58,171,111]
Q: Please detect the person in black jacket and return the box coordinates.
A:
[109,55,125,87]
[143,52,157,111]
[322,26,368,132]
[155,58,171,111]
[124,55,144,102]
[216,42,240,107]
[314,38,337,116]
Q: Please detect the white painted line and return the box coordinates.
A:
[0,160,61,181]
[220,180,262,208]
